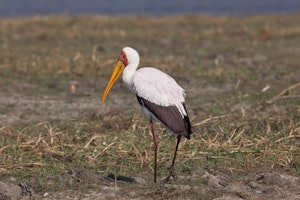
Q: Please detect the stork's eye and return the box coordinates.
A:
[119,51,128,66]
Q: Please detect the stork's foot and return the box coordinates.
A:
[162,167,177,183]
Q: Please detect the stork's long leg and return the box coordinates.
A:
[164,135,181,182]
[149,120,158,183]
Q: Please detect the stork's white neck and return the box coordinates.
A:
[122,51,140,92]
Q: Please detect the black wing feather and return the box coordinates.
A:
[137,95,192,139]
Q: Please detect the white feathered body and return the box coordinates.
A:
[122,67,187,135]
[119,47,191,138]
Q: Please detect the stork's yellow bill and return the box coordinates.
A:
[101,60,125,102]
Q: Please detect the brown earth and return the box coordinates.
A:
[1,167,300,199]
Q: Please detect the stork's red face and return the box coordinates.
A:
[101,51,128,102]
[119,51,128,66]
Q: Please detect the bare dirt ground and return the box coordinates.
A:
[0,14,299,199]
[1,166,300,199]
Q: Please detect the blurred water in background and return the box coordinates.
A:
[0,0,299,17]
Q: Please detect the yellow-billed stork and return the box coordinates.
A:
[102,47,192,182]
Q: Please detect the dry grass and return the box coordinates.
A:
[0,14,300,196]
[0,83,299,177]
